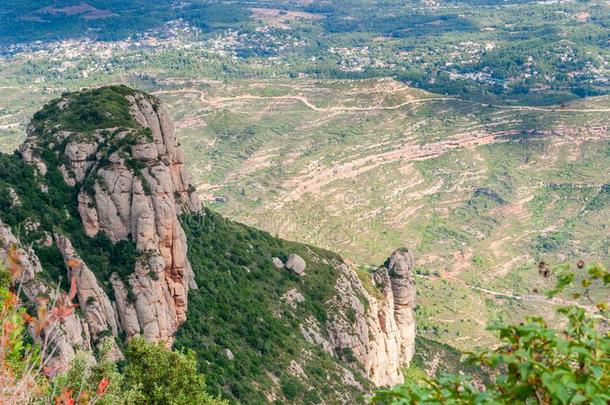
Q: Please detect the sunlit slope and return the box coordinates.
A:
[158,78,609,349]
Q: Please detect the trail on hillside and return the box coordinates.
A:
[276,128,605,204]
[156,86,608,319]
[206,94,456,112]
[495,104,610,113]
[155,88,455,111]
[154,88,610,113]
[154,87,609,205]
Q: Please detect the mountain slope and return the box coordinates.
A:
[178,209,367,403]
[0,85,426,403]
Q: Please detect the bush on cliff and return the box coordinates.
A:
[122,337,225,405]
[0,262,222,404]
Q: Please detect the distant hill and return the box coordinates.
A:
[1,0,607,103]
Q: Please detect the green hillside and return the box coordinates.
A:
[0,87,386,403]
[178,209,368,403]
[0,0,608,401]
[2,76,608,354]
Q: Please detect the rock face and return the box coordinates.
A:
[0,220,93,373]
[54,234,124,361]
[7,86,418,393]
[17,87,201,349]
[71,95,201,337]
[300,249,416,387]
[272,257,284,269]
[285,254,306,276]
[385,248,416,360]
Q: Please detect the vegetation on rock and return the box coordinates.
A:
[2,86,407,403]
[0,263,223,404]
[0,151,137,293]
[121,338,225,405]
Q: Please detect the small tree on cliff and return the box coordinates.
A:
[122,337,226,405]
[372,261,610,405]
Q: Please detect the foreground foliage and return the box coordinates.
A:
[122,338,224,405]
[373,262,610,404]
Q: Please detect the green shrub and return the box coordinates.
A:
[281,377,303,400]
[122,338,225,405]
[175,210,367,403]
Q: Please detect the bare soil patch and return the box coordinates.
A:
[249,8,323,28]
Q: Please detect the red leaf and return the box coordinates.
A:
[97,377,110,395]
[22,313,34,324]
[68,275,78,301]
[54,388,74,405]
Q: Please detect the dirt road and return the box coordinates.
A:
[154,88,610,114]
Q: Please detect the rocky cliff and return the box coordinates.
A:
[302,249,416,387]
[0,86,416,400]
[15,86,200,353]
[0,220,95,373]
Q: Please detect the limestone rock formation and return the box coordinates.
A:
[222,348,235,360]
[386,248,417,360]
[0,220,93,373]
[17,87,201,346]
[54,234,123,361]
[301,249,416,387]
[5,86,418,396]
[285,254,306,276]
[272,257,284,269]
[281,288,305,309]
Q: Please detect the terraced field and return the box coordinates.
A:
[154,78,610,349]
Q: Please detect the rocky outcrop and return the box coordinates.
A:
[54,234,123,361]
[8,188,21,207]
[300,249,416,387]
[327,263,404,386]
[8,86,418,395]
[281,288,305,309]
[386,248,416,360]
[19,143,47,176]
[18,87,201,345]
[0,220,93,373]
[109,273,140,337]
[124,254,182,342]
[272,257,284,269]
[285,254,306,276]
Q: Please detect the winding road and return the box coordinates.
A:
[153,88,610,114]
